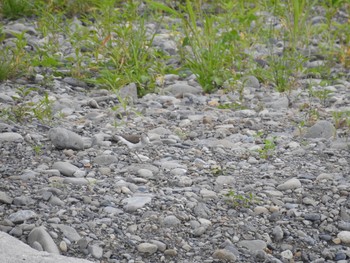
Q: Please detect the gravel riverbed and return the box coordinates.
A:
[1,3,350,263]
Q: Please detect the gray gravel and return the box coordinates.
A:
[1,4,350,263]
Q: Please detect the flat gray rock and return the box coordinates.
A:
[28,226,60,254]
[63,178,89,185]
[216,176,236,186]
[163,83,202,96]
[8,210,37,223]
[63,77,88,88]
[137,242,158,254]
[338,231,350,244]
[213,249,237,262]
[52,224,81,242]
[304,120,335,139]
[93,154,118,166]
[238,239,267,252]
[277,178,301,191]
[0,191,13,204]
[123,194,153,212]
[88,244,103,259]
[0,231,93,263]
[52,161,79,177]
[241,75,260,89]
[49,127,84,150]
[0,132,24,142]
[118,82,138,101]
[162,215,181,227]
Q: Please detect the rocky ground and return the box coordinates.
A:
[1,4,350,263]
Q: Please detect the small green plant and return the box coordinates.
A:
[174,128,188,140]
[268,50,306,95]
[332,110,350,129]
[49,180,67,189]
[32,144,43,155]
[5,86,37,122]
[296,120,306,136]
[225,190,258,209]
[149,0,238,93]
[211,165,225,176]
[32,92,54,123]
[308,84,333,106]
[2,87,54,123]
[0,31,31,82]
[217,102,246,110]
[1,0,33,19]
[258,137,276,159]
[0,59,12,81]
[254,131,264,139]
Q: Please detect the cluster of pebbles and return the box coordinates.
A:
[1,3,350,263]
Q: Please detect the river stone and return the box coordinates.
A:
[8,210,37,223]
[52,162,79,177]
[13,196,35,206]
[268,96,289,109]
[49,196,65,206]
[118,82,138,101]
[63,77,88,88]
[88,244,103,259]
[0,191,13,204]
[162,215,180,227]
[272,226,284,241]
[0,231,93,263]
[150,240,166,252]
[137,243,158,254]
[241,75,260,89]
[213,249,237,262]
[216,176,236,185]
[163,83,202,96]
[52,224,81,242]
[0,132,24,142]
[238,239,267,252]
[137,169,154,179]
[281,250,293,259]
[59,241,68,252]
[93,155,118,166]
[63,178,89,185]
[49,127,84,150]
[337,231,350,244]
[304,120,335,139]
[123,194,153,212]
[28,226,60,254]
[277,178,301,191]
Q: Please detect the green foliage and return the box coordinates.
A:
[32,144,43,155]
[217,102,246,110]
[225,190,258,209]
[0,59,12,82]
[35,0,100,17]
[308,83,333,106]
[148,0,239,93]
[0,0,348,103]
[1,87,53,123]
[1,0,33,19]
[269,50,306,94]
[332,110,350,129]
[256,135,277,160]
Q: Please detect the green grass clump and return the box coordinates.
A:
[1,0,33,19]
[225,190,259,209]
[0,0,349,101]
[149,0,243,93]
